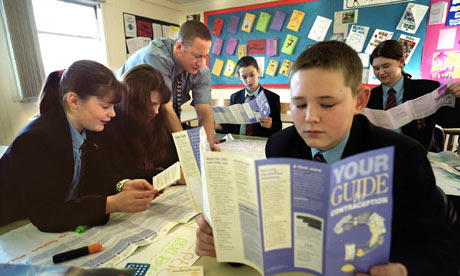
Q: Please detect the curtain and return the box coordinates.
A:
[1,0,45,102]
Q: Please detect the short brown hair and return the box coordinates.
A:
[290,41,362,94]
[177,20,211,46]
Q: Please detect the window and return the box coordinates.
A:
[31,0,107,76]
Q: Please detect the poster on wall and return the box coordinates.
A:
[431,51,460,79]
[333,10,358,36]
[124,13,137,38]
[343,0,411,10]
[446,0,460,26]
[398,34,420,64]
[396,3,429,34]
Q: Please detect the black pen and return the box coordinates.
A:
[52,243,102,263]
[215,138,227,144]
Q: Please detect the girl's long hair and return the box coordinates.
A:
[120,64,177,169]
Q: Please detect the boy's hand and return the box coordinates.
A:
[447,81,460,98]
[259,117,272,129]
[354,263,407,276]
[195,214,216,257]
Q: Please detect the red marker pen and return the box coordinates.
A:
[215,138,227,144]
[52,243,102,263]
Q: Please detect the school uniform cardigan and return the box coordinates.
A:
[0,107,116,232]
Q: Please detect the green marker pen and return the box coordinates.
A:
[76,225,88,233]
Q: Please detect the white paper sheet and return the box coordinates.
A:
[437,28,457,50]
[308,16,332,42]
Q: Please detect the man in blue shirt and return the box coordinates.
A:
[118,20,218,150]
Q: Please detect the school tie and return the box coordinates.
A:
[449,200,457,225]
[79,139,88,186]
[173,72,185,119]
[313,152,326,163]
[385,88,396,110]
[245,95,256,136]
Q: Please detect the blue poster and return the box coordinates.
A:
[446,0,460,26]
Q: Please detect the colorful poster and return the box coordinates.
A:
[224,60,237,77]
[447,0,460,26]
[266,59,280,76]
[124,13,136,38]
[241,13,256,33]
[255,12,272,32]
[364,29,394,54]
[270,10,287,32]
[212,17,224,36]
[248,39,266,55]
[396,3,429,34]
[286,9,305,32]
[211,37,224,56]
[225,37,239,55]
[137,20,152,37]
[398,34,420,64]
[237,45,247,60]
[431,51,460,79]
[227,15,240,34]
[281,34,299,55]
[212,58,224,76]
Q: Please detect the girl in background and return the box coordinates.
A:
[368,39,460,152]
[0,60,161,232]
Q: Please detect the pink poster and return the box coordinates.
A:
[421,0,460,82]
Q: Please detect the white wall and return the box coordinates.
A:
[0,12,38,145]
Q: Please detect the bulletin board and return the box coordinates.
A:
[123,12,179,55]
[421,0,460,83]
[204,0,430,88]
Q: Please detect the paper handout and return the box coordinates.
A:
[213,91,271,124]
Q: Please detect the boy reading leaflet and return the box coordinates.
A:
[195,41,460,276]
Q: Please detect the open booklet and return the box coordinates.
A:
[173,127,394,276]
[213,90,271,124]
[362,79,455,129]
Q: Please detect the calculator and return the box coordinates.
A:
[125,263,150,276]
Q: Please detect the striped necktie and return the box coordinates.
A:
[313,152,326,163]
[385,88,396,110]
[173,72,185,119]
[245,95,256,136]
